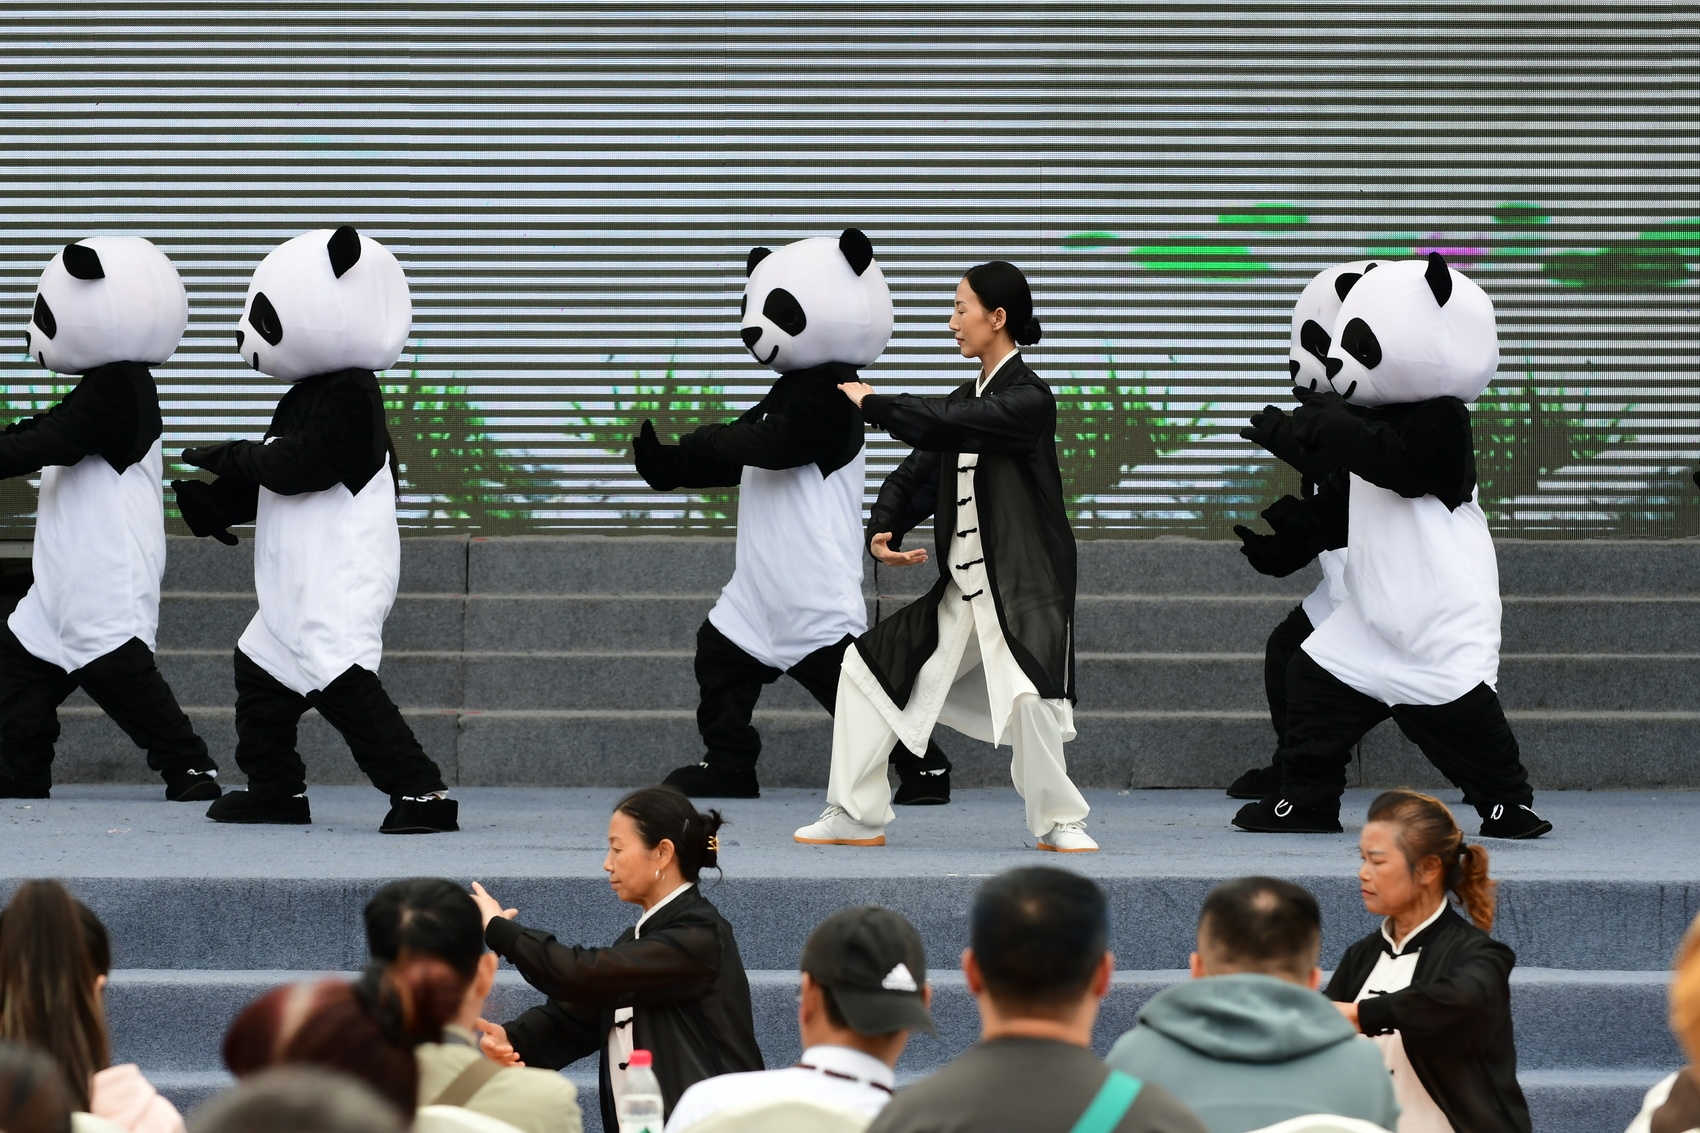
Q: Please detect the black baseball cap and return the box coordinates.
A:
[801,906,936,1038]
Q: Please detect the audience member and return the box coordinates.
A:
[866,867,1206,1133]
[0,880,184,1133]
[364,878,582,1133]
[222,954,462,1115]
[0,1040,73,1133]
[1106,877,1397,1132]
[1327,790,1530,1133]
[471,786,763,1132]
[187,1068,405,1133]
[667,906,936,1131]
[1625,910,1700,1133]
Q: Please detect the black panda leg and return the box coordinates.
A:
[1229,603,1316,799]
[0,621,76,797]
[230,647,312,798]
[307,663,447,799]
[1389,684,1547,837]
[74,637,218,800]
[674,620,780,797]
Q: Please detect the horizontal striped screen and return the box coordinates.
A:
[0,2,1694,537]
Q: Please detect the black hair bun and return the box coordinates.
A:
[1016,316,1043,346]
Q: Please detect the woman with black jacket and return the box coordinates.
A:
[1328,789,1532,1133]
[470,786,762,1130]
[792,260,1094,853]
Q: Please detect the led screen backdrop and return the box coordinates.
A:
[0,1,1694,537]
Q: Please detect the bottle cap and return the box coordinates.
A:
[628,1049,653,1068]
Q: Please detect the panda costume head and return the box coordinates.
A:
[1289,259,1381,392]
[1323,252,1497,407]
[236,226,410,381]
[740,229,893,372]
[26,237,187,374]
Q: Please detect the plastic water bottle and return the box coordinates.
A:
[618,1049,664,1133]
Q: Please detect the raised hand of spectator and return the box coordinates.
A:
[469,882,518,929]
[474,1019,524,1067]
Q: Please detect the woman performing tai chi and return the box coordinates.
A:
[794,261,1095,852]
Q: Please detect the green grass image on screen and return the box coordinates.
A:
[567,365,741,531]
[1053,361,1206,502]
[1218,203,1307,227]
[384,373,526,531]
[1471,369,1633,515]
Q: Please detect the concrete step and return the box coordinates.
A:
[124,650,1686,714]
[111,968,1676,1133]
[104,967,1678,1079]
[36,702,1700,791]
[152,590,1700,657]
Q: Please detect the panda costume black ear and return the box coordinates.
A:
[1425,251,1452,307]
[839,228,874,276]
[327,225,362,279]
[62,243,105,280]
[747,247,772,275]
[1333,272,1362,301]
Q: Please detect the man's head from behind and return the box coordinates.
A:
[799,906,936,1068]
[966,868,1111,1035]
[364,877,495,1028]
[1191,877,1322,988]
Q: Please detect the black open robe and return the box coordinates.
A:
[1326,903,1533,1133]
[855,354,1076,708]
[486,886,763,1131]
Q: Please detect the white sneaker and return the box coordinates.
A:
[794,805,886,846]
[1038,821,1098,853]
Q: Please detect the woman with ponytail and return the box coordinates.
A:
[222,954,465,1117]
[1327,790,1531,1133]
[469,786,761,1133]
[798,260,1094,852]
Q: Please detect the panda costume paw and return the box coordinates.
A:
[172,479,239,545]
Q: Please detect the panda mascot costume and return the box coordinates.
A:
[633,229,952,801]
[0,238,218,801]
[1232,253,1551,839]
[172,226,456,834]
[1225,261,1374,800]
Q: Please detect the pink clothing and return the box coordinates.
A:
[89,1064,185,1133]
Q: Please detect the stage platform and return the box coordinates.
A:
[4,785,1692,1133]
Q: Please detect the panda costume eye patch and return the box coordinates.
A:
[31,294,56,339]
[1340,317,1382,369]
[1299,319,1330,362]
[248,292,284,346]
[761,288,807,336]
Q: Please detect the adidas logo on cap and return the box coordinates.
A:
[881,963,918,992]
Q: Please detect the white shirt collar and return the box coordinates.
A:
[799,1044,896,1089]
[1381,899,1448,954]
[975,348,1021,396]
[635,881,694,936]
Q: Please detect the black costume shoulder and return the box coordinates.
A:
[173,369,395,539]
[487,886,763,1132]
[1326,905,1531,1133]
[0,361,161,479]
[856,356,1077,705]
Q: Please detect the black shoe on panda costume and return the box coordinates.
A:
[1232,795,1343,834]
[206,790,311,825]
[893,746,952,806]
[381,794,460,834]
[164,766,222,802]
[664,762,761,800]
[1477,802,1552,840]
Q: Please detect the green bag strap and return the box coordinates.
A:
[1068,1070,1143,1133]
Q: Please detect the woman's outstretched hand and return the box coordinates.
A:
[1332,999,1361,1029]
[838,381,874,407]
[475,1018,524,1066]
[870,531,928,567]
[469,882,518,929]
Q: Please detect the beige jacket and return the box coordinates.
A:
[416,1026,583,1133]
[87,1065,185,1133]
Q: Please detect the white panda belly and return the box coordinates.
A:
[8,442,167,672]
[240,457,400,696]
[1302,473,1501,706]
[708,449,868,671]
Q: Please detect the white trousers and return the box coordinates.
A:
[826,630,1090,837]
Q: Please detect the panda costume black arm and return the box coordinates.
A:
[175,369,390,541]
[1233,469,1350,578]
[0,362,159,479]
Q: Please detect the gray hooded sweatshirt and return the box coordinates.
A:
[1105,973,1399,1133]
